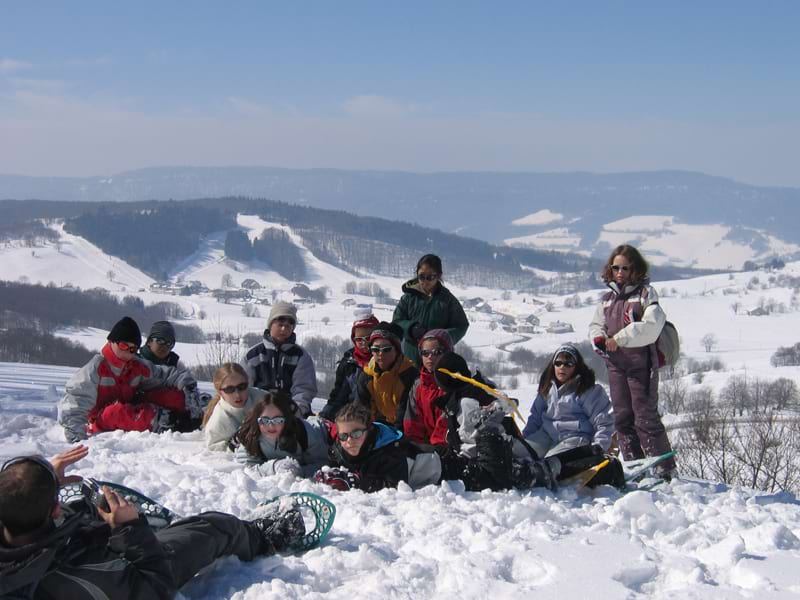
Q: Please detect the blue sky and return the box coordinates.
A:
[1,1,798,185]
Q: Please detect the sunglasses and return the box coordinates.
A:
[2,455,60,504]
[370,345,395,355]
[420,348,445,358]
[273,317,296,327]
[116,341,139,352]
[150,336,174,348]
[554,360,576,368]
[220,382,248,394]
[353,336,370,344]
[611,265,631,272]
[417,273,439,282]
[257,416,287,427]
[337,428,367,442]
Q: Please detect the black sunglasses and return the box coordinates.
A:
[611,265,631,272]
[420,348,445,358]
[220,382,248,394]
[370,345,395,355]
[554,360,576,368]
[150,336,175,348]
[337,428,367,442]
[417,273,439,282]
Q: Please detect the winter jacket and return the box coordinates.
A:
[204,388,266,451]
[328,422,442,491]
[355,355,419,428]
[234,416,333,477]
[392,279,469,365]
[522,379,615,452]
[58,344,198,443]
[319,348,361,421]
[241,332,317,417]
[589,282,666,349]
[0,504,174,600]
[403,369,449,446]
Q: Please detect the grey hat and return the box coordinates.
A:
[148,321,176,345]
[553,344,580,364]
[267,301,298,328]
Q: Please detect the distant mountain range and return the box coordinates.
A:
[3,166,798,269]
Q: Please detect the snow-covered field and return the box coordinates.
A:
[1,362,800,599]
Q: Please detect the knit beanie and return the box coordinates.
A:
[368,321,403,354]
[267,301,298,328]
[148,321,176,345]
[433,351,471,392]
[107,316,142,346]
[553,344,580,365]
[351,314,380,341]
[418,328,453,352]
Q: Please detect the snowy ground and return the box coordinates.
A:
[2,362,800,599]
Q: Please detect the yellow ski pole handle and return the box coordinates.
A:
[437,368,526,425]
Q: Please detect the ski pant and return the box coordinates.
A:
[524,428,592,459]
[89,389,187,434]
[606,348,675,471]
[155,512,265,589]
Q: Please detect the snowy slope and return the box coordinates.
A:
[1,362,800,599]
[505,215,800,270]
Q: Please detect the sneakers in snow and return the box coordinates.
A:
[252,508,306,554]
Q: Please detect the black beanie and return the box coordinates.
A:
[434,351,471,392]
[369,322,404,354]
[107,316,142,345]
[148,321,176,345]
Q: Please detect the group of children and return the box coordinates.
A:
[57,244,676,494]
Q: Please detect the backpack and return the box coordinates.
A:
[638,287,680,369]
[654,321,680,368]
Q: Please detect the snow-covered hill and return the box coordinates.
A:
[1,362,800,599]
[506,214,800,270]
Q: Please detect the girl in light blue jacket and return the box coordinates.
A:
[522,344,614,458]
[233,390,333,477]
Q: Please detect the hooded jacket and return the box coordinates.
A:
[58,344,198,443]
[522,378,615,452]
[241,331,317,417]
[589,281,666,349]
[0,503,174,600]
[392,279,469,366]
[328,422,441,491]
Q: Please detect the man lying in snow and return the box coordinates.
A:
[0,446,305,600]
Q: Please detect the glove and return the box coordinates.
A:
[410,323,426,343]
[592,336,609,358]
[314,467,361,491]
[183,386,205,419]
[273,457,302,476]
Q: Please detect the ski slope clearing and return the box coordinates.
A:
[1,363,799,599]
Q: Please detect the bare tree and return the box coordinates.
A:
[700,333,718,352]
[221,273,234,288]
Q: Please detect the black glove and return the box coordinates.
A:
[410,323,426,342]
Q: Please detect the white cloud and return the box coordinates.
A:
[0,58,32,73]
[227,96,275,117]
[8,78,67,93]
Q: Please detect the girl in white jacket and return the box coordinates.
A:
[203,363,267,451]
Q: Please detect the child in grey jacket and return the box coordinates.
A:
[523,344,614,458]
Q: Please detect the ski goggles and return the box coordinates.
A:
[220,382,248,394]
[116,341,140,352]
[337,428,367,442]
[420,348,445,358]
[257,416,287,427]
[1,455,60,504]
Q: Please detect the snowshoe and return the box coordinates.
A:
[258,492,336,551]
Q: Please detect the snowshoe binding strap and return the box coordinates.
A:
[259,492,336,551]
